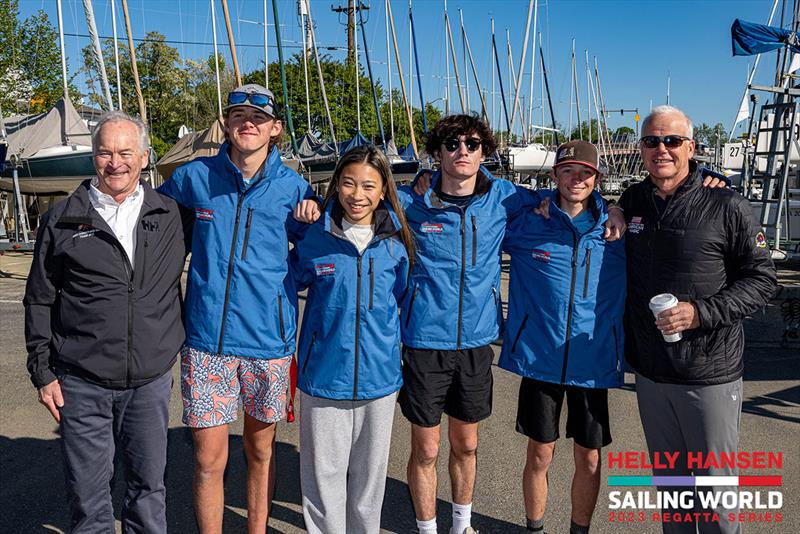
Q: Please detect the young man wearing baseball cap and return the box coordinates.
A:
[499,140,627,534]
[160,83,314,533]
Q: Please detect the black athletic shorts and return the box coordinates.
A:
[398,345,494,427]
[516,377,611,449]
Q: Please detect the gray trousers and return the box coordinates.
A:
[58,370,172,534]
[299,390,397,534]
[636,373,743,534]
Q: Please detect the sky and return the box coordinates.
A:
[16,0,783,139]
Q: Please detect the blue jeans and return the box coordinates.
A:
[58,370,172,534]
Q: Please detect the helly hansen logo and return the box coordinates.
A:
[420,222,443,234]
[195,208,214,221]
[628,216,645,234]
[315,263,336,276]
[532,249,551,263]
[141,219,159,232]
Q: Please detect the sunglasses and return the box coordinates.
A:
[442,137,482,153]
[639,135,691,149]
[227,91,273,110]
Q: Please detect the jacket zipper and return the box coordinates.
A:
[511,313,529,353]
[405,286,418,327]
[369,257,374,310]
[302,332,317,374]
[241,207,254,260]
[277,293,287,352]
[139,237,149,290]
[457,211,466,348]
[471,215,477,266]
[218,192,244,353]
[582,247,591,298]
[560,234,580,384]
[353,255,363,399]
[612,325,621,372]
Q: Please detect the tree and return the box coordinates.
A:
[694,122,728,148]
[0,0,76,113]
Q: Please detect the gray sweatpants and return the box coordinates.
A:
[635,373,743,534]
[299,390,397,534]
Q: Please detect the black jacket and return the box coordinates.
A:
[619,163,777,385]
[24,180,187,389]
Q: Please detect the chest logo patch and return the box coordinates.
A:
[315,263,336,276]
[628,216,645,234]
[73,229,97,240]
[196,208,214,221]
[532,249,551,263]
[420,222,444,234]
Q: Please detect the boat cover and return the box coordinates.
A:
[731,18,800,56]
[155,119,225,179]
[297,132,337,165]
[3,98,91,159]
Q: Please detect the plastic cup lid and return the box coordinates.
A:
[649,293,677,309]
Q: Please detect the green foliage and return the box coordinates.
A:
[0,0,78,113]
[568,119,607,144]
[693,122,728,147]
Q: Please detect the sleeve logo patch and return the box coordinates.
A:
[532,249,551,263]
[315,263,336,276]
[195,208,214,221]
[420,222,444,234]
[755,231,768,249]
[628,216,645,234]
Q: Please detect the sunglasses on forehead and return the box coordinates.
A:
[639,135,691,149]
[442,137,482,153]
[227,91,273,110]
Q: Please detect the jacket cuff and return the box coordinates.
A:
[692,299,711,330]
[32,368,57,389]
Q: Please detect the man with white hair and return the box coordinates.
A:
[619,105,776,534]
[24,111,187,533]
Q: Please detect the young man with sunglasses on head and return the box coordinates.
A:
[160,83,314,534]
[619,105,776,534]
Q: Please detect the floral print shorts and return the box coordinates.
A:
[180,346,292,428]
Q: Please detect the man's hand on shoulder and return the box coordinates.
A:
[702,175,728,189]
[604,206,627,241]
[655,301,700,335]
[38,379,64,422]
[532,197,551,219]
[413,171,433,196]
[294,199,321,224]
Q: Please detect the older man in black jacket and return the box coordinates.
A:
[24,111,187,533]
[619,105,776,534]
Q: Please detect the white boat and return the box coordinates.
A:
[507,143,556,173]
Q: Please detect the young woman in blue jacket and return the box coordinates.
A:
[290,145,414,534]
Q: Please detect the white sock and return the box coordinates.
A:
[452,502,472,534]
[416,517,437,534]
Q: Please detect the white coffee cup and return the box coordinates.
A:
[649,293,682,343]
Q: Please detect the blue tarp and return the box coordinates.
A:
[731,18,800,56]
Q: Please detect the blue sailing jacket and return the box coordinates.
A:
[498,191,627,388]
[291,200,409,400]
[159,143,313,358]
[399,167,537,349]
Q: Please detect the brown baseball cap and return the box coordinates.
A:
[553,140,600,173]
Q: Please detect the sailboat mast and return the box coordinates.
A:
[387,0,418,157]
[359,5,387,147]
[492,22,511,134]
[121,0,147,122]
[300,0,312,131]
[221,0,242,86]
[509,0,534,136]
[460,9,469,111]
[83,0,114,110]
[210,0,223,118]
[271,0,299,155]
[491,18,495,130]
[56,0,69,101]
[354,4,361,132]
[409,4,428,133]
[572,39,582,140]
[526,0,538,141]
[539,40,558,144]
[444,3,465,112]
[305,0,337,148]
[385,0,395,139]
[461,16,488,123]
[444,0,450,116]
[264,0,269,87]
[110,0,122,110]
[585,49,591,141]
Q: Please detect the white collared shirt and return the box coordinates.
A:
[88,178,145,265]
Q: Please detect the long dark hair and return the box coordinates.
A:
[322,145,415,266]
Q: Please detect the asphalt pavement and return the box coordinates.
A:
[1,252,798,533]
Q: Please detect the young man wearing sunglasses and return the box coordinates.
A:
[160,83,314,534]
[499,140,626,534]
[619,105,776,534]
